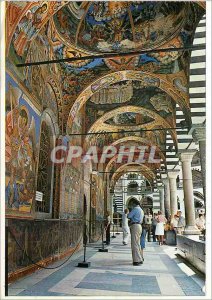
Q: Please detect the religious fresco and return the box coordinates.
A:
[85,81,176,132]
[6,1,204,134]
[89,173,104,216]
[54,2,187,53]
[61,163,81,217]
[105,113,154,126]
[59,110,84,218]
[7,1,67,59]
[5,1,206,278]
[67,70,190,133]
[5,74,41,215]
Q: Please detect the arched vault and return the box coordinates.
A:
[110,163,155,190]
[104,136,166,174]
[86,105,178,150]
[67,70,190,131]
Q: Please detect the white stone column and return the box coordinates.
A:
[162,178,171,218]
[190,124,206,202]
[167,170,180,218]
[179,150,200,235]
[158,186,165,214]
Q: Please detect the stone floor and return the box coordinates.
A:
[9,234,205,297]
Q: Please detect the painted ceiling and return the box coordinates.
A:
[85,81,176,131]
[54,2,187,54]
[6,1,205,183]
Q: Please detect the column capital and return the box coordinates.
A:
[178,149,197,162]
[167,169,180,179]
[189,124,206,143]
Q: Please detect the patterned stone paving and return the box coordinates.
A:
[9,234,205,297]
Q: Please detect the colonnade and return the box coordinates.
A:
[158,124,205,235]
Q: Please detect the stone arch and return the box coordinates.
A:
[110,163,155,190]
[103,136,166,173]
[36,108,59,216]
[67,70,191,131]
[45,76,64,133]
[85,105,177,149]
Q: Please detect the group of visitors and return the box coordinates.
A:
[106,203,205,266]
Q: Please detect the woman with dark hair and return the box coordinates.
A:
[155,211,167,245]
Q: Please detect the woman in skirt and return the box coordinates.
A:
[155,211,167,246]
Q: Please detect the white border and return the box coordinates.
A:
[205,0,212,299]
[0,1,211,300]
[0,1,6,300]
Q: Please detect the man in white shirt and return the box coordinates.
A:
[122,208,130,245]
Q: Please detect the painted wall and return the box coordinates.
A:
[5,73,41,217]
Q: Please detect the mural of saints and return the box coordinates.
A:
[5,78,40,214]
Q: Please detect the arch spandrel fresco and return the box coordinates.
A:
[6,1,68,58]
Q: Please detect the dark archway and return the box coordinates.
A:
[141,196,153,214]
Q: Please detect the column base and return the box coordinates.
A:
[183,226,200,235]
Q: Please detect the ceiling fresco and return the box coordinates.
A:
[54,2,188,54]
[6,1,204,134]
[110,163,156,188]
[104,143,166,174]
[84,105,176,154]
[105,112,154,126]
[85,81,176,131]
[6,1,205,181]
[84,128,166,152]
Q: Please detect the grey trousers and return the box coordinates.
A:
[130,224,143,263]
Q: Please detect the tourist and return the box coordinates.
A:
[195,214,205,231]
[140,225,146,262]
[177,210,186,234]
[143,208,152,242]
[152,213,158,242]
[155,211,167,246]
[127,200,144,266]
[105,211,111,245]
[122,208,130,245]
[172,214,179,233]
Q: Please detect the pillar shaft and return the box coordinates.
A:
[159,187,165,214]
[191,125,206,202]
[179,151,200,235]
[168,170,180,218]
[163,179,171,218]
[199,140,206,201]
